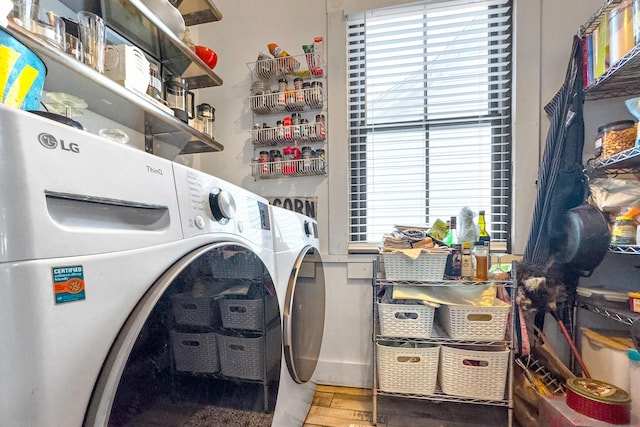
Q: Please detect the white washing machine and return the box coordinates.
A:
[0,104,300,426]
[270,206,326,427]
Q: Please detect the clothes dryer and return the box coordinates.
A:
[270,206,326,427]
[0,104,287,426]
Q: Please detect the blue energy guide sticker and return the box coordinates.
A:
[52,265,85,304]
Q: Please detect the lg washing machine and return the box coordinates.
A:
[0,104,321,426]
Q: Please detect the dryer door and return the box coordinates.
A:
[283,247,325,384]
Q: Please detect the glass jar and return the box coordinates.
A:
[601,119,636,158]
[196,103,215,138]
[612,215,637,245]
[472,243,488,281]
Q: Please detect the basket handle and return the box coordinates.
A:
[462,359,489,367]
[229,306,248,313]
[180,303,198,310]
[393,312,419,320]
[181,340,201,347]
[395,356,421,363]
[466,313,493,322]
[229,344,246,352]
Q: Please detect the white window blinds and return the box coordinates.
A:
[347,0,512,249]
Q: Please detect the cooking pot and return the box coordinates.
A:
[566,378,630,424]
[556,203,610,276]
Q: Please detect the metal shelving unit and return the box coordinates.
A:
[578,0,640,100]
[6,1,224,157]
[370,259,516,426]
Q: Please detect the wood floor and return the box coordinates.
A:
[305,385,511,427]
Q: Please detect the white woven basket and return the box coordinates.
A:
[438,345,509,400]
[170,330,220,373]
[438,301,510,340]
[378,302,434,338]
[382,252,448,281]
[377,342,440,395]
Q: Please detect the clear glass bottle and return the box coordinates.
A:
[478,210,491,245]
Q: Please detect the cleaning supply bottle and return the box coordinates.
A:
[478,210,491,245]
[267,43,300,71]
[444,216,458,246]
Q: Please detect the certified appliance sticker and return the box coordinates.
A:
[52,266,85,304]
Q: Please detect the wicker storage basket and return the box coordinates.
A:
[217,326,281,380]
[171,293,217,327]
[219,295,279,331]
[382,252,448,281]
[438,345,509,400]
[377,302,434,338]
[437,300,510,340]
[170,330,220,373]
[377,341,440,395]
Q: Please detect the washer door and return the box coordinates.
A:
[283,247,325,384]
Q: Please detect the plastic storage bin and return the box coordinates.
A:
[170,330,220,373]
[217,326,281,380]
[382,252,448,281]
[438,345,509,400]
[210,251,265,279]
[437,300,510,340]
[377,302,434,338]
[219,295,278,331]
[171,293,218,327]
[580,327,633,392]
[377,341,440,395]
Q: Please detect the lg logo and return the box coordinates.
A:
[38,133,80,153]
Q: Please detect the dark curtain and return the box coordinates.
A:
[524,35,588,265]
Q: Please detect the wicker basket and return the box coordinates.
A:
[438,345,509,400]
[217,326,281,380]
[437,300,510,340]
[382,252,448,281]
[219,295,279,331]
[377,341,440,395]
[171,293,217,327]
[170,330,220,373]
[378,302,434,338]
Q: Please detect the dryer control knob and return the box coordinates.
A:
[304,220,313,237]
[209,188,236,224]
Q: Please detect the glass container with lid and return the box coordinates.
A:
[164,76,194,123]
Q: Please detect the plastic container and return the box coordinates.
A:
[580,327,633,392]
[377,341,440,395]
[382,252,448,281]
[437,300,510,340]
[601,120,636,158]
[609,0,635,65]
[377,302,434,338]
[438,345,509,400]
[629,348,640,424]
[170,330,220,373]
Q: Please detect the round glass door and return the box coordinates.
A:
[283,247,326,384]
[86,243,281,426]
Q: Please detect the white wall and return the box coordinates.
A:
[185,0,612,387]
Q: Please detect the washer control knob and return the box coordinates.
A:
[194,215,206,229]
[209,188,236,225]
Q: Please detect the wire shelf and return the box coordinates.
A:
[251,123,326,146]
[587,146,640,173]
[583,42,640,100]
[578,301,638,326]
[251,158,326,179]
[250,85,324,115]
[247,53,325,81]
[375,389,511,407]
[609,244,640,254]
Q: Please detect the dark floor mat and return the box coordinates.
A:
[184,406,273,427]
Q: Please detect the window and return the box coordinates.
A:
[347,0,512,250]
